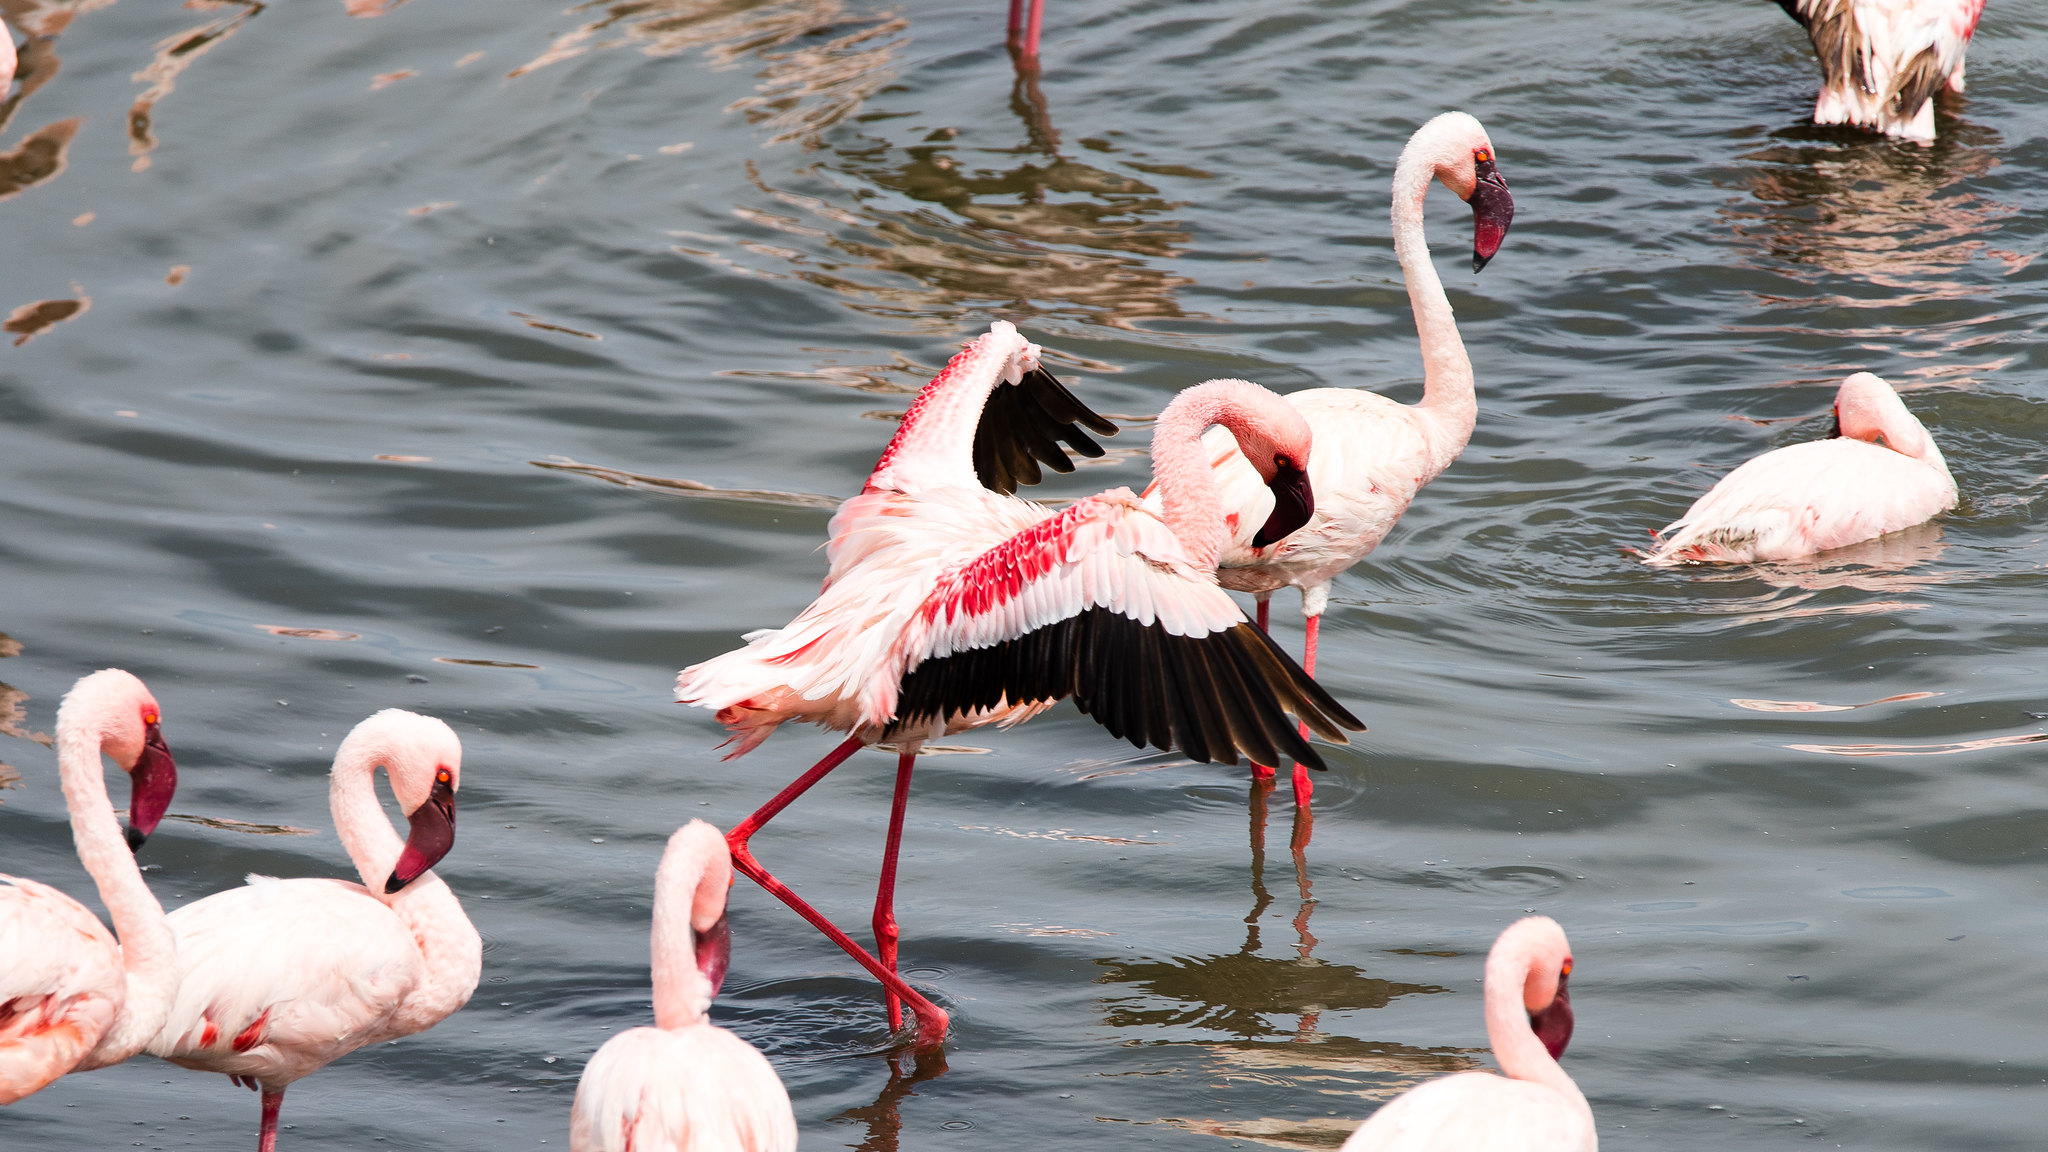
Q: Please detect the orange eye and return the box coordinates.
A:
[1561,957,1574,976]
[436,768,452,784]
[143,711,159,725]
[1475,148,1492,162]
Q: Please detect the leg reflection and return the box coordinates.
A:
[833,1045,950,1152]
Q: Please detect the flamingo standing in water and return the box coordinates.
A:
[1341,916,1592,1152]
[570,821,796,1152]
[0,669,179,1103]
[1643,372,1955,565]
[146,710,481,1151]
[1773,0,1985,143]
[1162,111,1514,807]
[679,326,1364,1045]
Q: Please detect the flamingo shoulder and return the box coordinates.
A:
[0,877,123,1103]
[569,1024,797,1152]
[1340,1071,1595,1152]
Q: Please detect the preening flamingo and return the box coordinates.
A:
[146,710,481,1152]
[1643,372,1955,566]
[1340,916,1592,1152]
[569,821,797,1152]
[679,324,1363,1044]
[0,669,178,1103]
[1157,111,1513,806]
[1773,0,1985,142]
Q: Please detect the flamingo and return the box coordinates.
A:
[0,668,179,1103]
[1340,916,1592,1152]
[1160,111,1513,807]
[569,821,797,1152]
[1642,372,1955,566]
[1,17,15,95]
[145,710,481,1152]
[679,326,1364,1045]
[1773,0,1985,143]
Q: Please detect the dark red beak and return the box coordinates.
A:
[696,911,732,999]
[124,721,178,851]
[1467,155,1514,273]
[1528,970,1574,1060]
[385,774,457,894]
[1253,462,1313,547]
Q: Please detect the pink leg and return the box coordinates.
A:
[873,750,916,1032]
[727,737,951,1046]
[257,1087,284,1152]
[1022,0,1044,59]
[1249,595,1277,780]
[1291,613,1320,809]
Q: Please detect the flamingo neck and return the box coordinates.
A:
[651,836,724,1030]
[1390,134,1477,481]
[55,701,175,1068]
[1151,380,1270,572]
[1484,947,1589,1114]
[330,740,409,897]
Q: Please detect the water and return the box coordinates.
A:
[3,0,2046,1147]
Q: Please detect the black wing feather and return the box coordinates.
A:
[971,367,1119,496]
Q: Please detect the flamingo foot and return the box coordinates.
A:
[257,1087,284,1152]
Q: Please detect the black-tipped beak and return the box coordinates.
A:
[1528,971,1574,1060]
[1467,157,1514,273]
[125,721,178,851]
[385,775,457,894]
[696,911,732,999]
[1252,463,1313,548]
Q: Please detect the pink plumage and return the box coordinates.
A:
[1775,0,1985,142]
[0,670,179,1104]
[0,17,16,95]
[1644,372,1955,566]
[569,822,796,1152]
[1341,917,1593,1152]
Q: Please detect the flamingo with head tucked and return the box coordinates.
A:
[1773,0,1985,143]
[1643,372,1955,566]
[1340,916,1592,1152]
[570,821,796,1152]
[1158,111,1514,808]
[0,669,178,1103]
[678,327,1363,1045]
[146,710,481,1152]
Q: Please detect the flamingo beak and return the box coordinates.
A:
[696,912,733,999]
[1527,970,1574,1060]
[385,774,457,894]
[1828,408,1843,438]
[1253,462,1313,547]
[125,721,178,851]
[1467,155,1514,273]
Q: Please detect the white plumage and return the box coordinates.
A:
[1776,0,1985,142]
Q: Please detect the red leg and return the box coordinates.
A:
[1248,595,1278,780]
[726,737,951,1045]
[1022,0,1044,59]
[873,750,916,1032]
[257,1087,284,1152]
[1291,612,1321,809]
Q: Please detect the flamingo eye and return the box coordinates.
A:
[1561,957,1574,977]
[1274,454,1293,470]
[1475,147,1492,163]
[143,710,159,725]
[435,768,452,785]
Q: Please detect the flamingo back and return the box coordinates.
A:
[569,1024,797,1152]
[1340,1070,1597,1152]
[0,876,122,1103]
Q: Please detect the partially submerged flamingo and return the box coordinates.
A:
[679,325,1363,1044]
[146,710,481,1152]
[1643,372,1956,566]
[1341,916,1592,1151]
[1162,111,1513,806]
[0,669,179,1103]
[1773,0,1985,142]
[570,821,796,1152]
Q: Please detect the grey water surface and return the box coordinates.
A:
[4,0,2047,1147]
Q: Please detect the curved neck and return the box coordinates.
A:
[55,716,175,1067]
[331,743,408,897]
[1484,953,1588,1112]
[651,844,720,1030]
[1150,386,1256,572]
[1390,148,1477,480]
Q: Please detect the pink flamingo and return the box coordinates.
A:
[1162,111,1513,807]
[146,710,481,1152]
[1341,916,1591,1152]
[0,669,179,1103]
[1774,0,1985,142]
[1643,372,1955,566]
[570,821,797,1152]
[679,328,1363,1045]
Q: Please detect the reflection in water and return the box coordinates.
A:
[2,292,87,344]
[829,1046,947,1152]
[1671,522,1959,625]
[128,0,266,171]
[0,115,75,200]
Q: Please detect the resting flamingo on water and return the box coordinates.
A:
[1773,0,1985,142]
[0,669,178,1103]
[1341,916,1592,1152]
[146,710,481,1151]
[570,821,796,1152]
[679,325,1364,1044]
[1643,372,1955,566]
[1155,111,1513,807]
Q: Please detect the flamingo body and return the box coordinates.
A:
[0,879,123,1102]
[1776,0,1985,142]
[1644,372,1955,566]
[1342,916,1592,1152]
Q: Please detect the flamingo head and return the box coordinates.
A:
[1526,954,1574,1060]
[346,710,462,893]
[1832,372,1932,458]
[1230,391,1317,547]
[1417,112,1516,272]
[61,669,179,850]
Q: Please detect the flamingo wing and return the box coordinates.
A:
[1649,438,1954,563]
[972,365,1116,495]
[0,877,122,1103]
[569,1025,797,1152]
[877,491,1364,769]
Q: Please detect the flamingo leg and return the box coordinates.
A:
[257,1087,284,1152]
[726,737,951,1046]
[1249,594,1277,780]
[872,750,916,1032]
[1290,612,1321,809]
[1007,0,1044,59]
